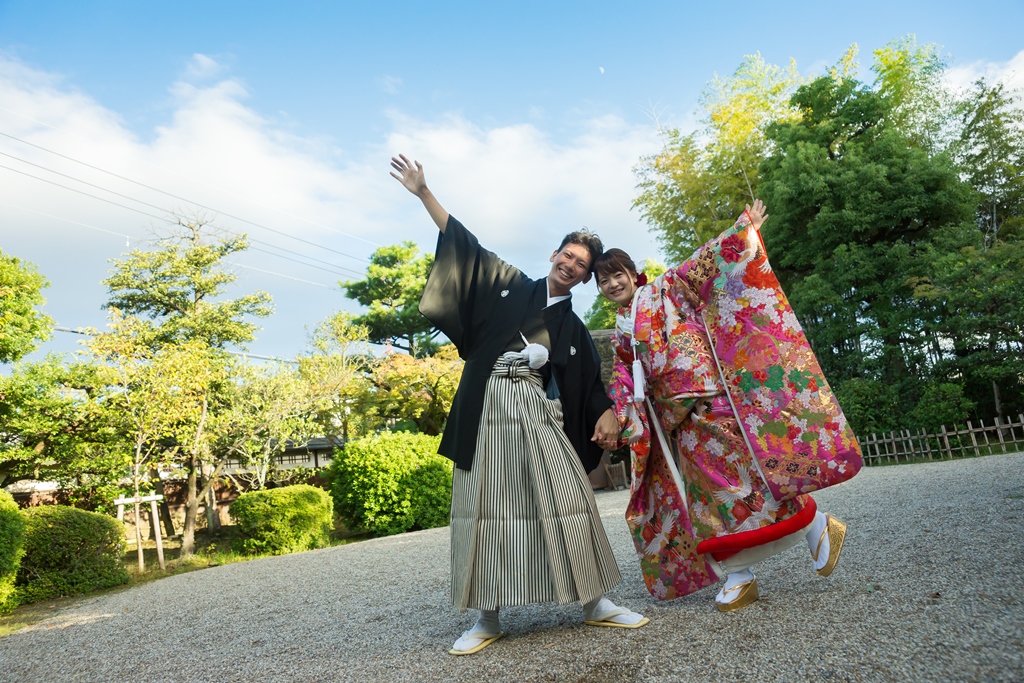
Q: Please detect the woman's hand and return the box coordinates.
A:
[746,198,769,232]
[390,154,428,197]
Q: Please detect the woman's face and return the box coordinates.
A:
[597,269,637,306]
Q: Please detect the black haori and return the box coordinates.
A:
[450,354,622,611]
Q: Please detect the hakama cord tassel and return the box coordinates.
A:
[632,358,646,402]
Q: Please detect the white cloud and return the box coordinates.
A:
[184,53,227,82]
[378,75,402,94]
[0,54,663,360]
[945,49,1024,94]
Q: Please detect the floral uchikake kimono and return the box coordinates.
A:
[609,213,863,600]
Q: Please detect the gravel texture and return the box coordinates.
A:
[1,453,1022,683]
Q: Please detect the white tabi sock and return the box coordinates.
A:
[806,510,830,571]
[715,567,755,604]
[451,609,501,652]
[583,595,645,625]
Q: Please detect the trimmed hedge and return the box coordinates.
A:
[16,505,128,603]
[329,432,451,537]
[0,490,26,614]
[230,484,333,555]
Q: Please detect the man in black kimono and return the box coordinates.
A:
[391,155,647,656]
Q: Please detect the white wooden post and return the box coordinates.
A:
[114,495,166,572]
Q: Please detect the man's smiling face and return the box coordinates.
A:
[548,242,593,297]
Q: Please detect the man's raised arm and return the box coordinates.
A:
[391,154,450,233]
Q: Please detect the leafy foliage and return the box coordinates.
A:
[329,432,449,537]
[632,36,1024,431]
[98,218,272,558]
[908,382,976,432]
[15,505,128,603]
[0,355,124,489]
[229,484,333,555]
[342,242,437,356]
[0,491,25,615]
[0,250,52,365]
[633,53,803,262]
[366,344,463,435]
[103,218,273,349]
[218,363,318,491]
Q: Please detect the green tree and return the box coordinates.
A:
[299,311,375,443]
[103,218,272,349]
[913,224,1024,419]
[758,46,973,403]
[89,315,228,566]
[100,218,271,558]
[951,79,1024,245]
[633,53,803,262]
[0,250,52,364]
[366,344,463,435]
[0,356,124,496]
[218,363,317,491]
[342,242,437,356]
[872,35,953,151]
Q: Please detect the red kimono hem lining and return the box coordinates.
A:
[697,497,817,561]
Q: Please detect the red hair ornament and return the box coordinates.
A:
[635,273,648,287]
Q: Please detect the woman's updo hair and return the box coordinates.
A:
[593,248,638,281]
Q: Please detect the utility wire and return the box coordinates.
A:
[0,147,370,264]
[0,164,364,278]
[228,262,329,288]
[0,114,381,248]
[0,201,134,242]
[53,326,300,364]
[1,202,353,285]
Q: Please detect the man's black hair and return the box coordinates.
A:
[557,228,604,273]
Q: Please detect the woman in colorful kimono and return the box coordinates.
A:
[593,200,862,611]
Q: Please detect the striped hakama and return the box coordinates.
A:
[450,354,622,611]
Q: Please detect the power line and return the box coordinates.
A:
[228,262,329,288]
[0,201,134,242]
[0,165,364,279]
[0,146,371,265]
[52,326,300,364]
[0,113,381,248]
[0,201,357,285]
[0,160,168,221]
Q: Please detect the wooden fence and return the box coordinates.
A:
[860,414,1024,464]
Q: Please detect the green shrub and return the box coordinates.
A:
[0,490,26,614]
[230,484,333,555]
[835,378,899,436]
[16,505,128,603]
[329,432,451,537]
[910,382,976,432]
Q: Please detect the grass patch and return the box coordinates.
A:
[0,524,366,638]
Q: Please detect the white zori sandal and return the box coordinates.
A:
[449,610,504,656]
[583,596,650,628]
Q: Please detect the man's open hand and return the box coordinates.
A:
[390,154,428,197]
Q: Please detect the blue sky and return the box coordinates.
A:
[2,0,1023,361]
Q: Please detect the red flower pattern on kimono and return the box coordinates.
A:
[610,212,862,600]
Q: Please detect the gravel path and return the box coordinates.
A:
[1,453,1022,683]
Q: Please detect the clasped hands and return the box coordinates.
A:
[591,408,622,452]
